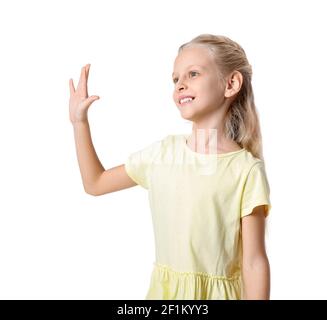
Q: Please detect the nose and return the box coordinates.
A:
[173,77,188,101]
[174,84,185,101]
[176,79,187,92]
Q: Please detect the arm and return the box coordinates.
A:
[72,121,137,195]
[241,205,270,300]
[70,64,137,195]
[72,120,104,194]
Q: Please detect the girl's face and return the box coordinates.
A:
[172,45,226,122]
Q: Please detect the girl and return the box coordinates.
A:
[69,34,272,300]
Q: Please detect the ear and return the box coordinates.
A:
[225,71,243,98]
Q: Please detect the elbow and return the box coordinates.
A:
[82,181,99,196]
[84,187,99,196]
[86,191,99,196]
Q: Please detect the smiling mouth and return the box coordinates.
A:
[179,97,195,106]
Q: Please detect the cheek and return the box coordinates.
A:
[195,90,223,110]
[197,84,219,103]
[205,82,224,102]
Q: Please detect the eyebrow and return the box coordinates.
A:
[172,64,205,77]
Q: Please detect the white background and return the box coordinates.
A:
[0,0,326,299]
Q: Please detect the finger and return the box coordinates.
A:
[88,95,100,103]
[81,95,100,109]
[85,64,90,81]
[69,78,75,95]
[85,64,91,97]
[84,65,89,97]
[77,65,86,90]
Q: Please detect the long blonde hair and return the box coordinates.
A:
[178,34,265,161]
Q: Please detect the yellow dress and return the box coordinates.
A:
[125,134,272,300]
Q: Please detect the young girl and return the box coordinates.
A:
[69,34,272,300]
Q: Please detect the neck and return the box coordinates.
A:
[188,129,228,152]
[187,101,241,154]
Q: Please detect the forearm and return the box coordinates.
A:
[242,256,270,300]
[72,120,105,193]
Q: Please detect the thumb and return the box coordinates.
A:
[81,95,100,109]
[90,95,100,101]
[86,95,100,104]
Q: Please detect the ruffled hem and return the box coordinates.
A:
[145,262,242,300]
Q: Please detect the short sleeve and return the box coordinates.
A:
[240,161,272,218]
[124,139,162,189]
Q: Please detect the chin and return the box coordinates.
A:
[178,107,203,122]
[180,112,201,122]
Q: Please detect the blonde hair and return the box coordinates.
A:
[178,34,265,161]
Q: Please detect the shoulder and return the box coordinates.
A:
[157,133,184,152]
[162,134,181,145]
[237,148,266,176]
[128,134,169,164]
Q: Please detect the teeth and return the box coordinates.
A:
[180,97,193,104]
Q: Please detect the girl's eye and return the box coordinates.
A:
[173,71,198,84]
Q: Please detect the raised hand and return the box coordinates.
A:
[69,64,100,124]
